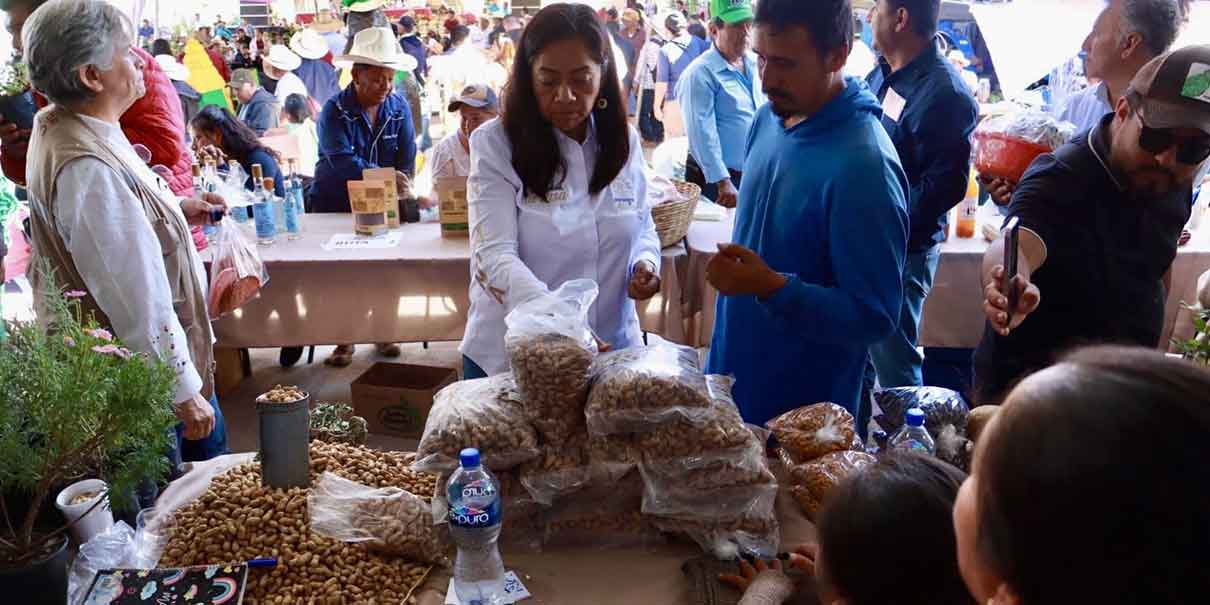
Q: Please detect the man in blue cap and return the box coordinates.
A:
[678,0,765,208]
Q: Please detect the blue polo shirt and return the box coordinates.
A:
[706,78,909,423]
[677,46,766,183]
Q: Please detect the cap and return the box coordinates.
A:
[1128,45,1210,135]
[460,448,481,468]
[710,0,754,24]
[447,84,499,112]
[399,15,416,30]
[229,68,257,88]
[905,408,926,428]
[665,12,687,32]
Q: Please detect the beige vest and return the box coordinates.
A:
[25,106,215,399]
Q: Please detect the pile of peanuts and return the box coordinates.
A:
[157,442,438,604]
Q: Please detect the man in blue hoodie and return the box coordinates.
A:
[705,0,909,424]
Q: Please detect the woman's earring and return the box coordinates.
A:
[596,97,609,110]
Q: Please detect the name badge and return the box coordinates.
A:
[882,87,907,123]
[611,176,636,208]
[546,188,569,204]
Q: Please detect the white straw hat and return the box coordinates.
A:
[289,28,329,60]
[347,0,385,13]
[335,27,418,72]
[154,54,190,82]
[266,45,302,72]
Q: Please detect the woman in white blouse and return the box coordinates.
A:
[22,0,229,463]
[459,3,663,378]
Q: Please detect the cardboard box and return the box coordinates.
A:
[436,176,469,238]
[351,363,458,438]
[363,167,402,228]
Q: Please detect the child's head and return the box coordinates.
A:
[954,346,1210,605]
[817,452,974,605]
[283,94,309,125]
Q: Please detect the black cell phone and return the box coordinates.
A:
[1003,217,1020,322]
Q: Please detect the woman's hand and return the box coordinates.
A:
[719,559,795,605]
[628,260,661,300]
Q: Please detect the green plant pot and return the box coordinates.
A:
[0,534,69,604]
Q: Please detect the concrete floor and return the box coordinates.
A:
[218,342,463,454]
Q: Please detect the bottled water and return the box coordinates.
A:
[889,408,935,455]
[447,448,506,605]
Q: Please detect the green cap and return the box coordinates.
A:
[710,0,754,24]
[229,69,258,88]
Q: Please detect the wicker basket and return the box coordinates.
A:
[652,180,700,248]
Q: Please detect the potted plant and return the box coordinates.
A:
[1175,303,1210,366]
[0,277,178,603]
[0,59,35,131]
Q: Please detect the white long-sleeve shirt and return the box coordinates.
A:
[459,118,662,374]
[53,114,209,403]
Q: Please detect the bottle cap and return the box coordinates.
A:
[906,407,926,427]
[459,448,481,468]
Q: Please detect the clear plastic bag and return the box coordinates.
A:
[206,219,269,320]
[585,344,713,435]
[767,402,859,464]
[874,386,970,439]
[636,375,762,466]
[975,109,1079,181]
[68,521,139,605]
[519,442,592,505]
[413,374,540,474]
[640,437,777,519]
[505,279,599,444]
[787,450,877,521]
[651,507,780,560]
[308,472,449,565]
[216,162,255,209]
[976,109,1078,149]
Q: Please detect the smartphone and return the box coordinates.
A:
[1002,217,1021,322]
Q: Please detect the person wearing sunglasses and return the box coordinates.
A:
[972,45,1210,405]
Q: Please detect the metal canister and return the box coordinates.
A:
[256,391,311,489]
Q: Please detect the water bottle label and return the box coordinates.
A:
[253,202,276,238]
[448,478,501,528]
[449,499,501,528]
[894,441,931,453]
[231,206,249,223]
[284,198,300,233]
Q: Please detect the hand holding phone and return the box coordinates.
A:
[1002,217,1020,323]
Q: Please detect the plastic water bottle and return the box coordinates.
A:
[448,448,506,605]
[890,408,935,455]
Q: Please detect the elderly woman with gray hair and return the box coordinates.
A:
[22,0,230,465]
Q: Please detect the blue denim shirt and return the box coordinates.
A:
[866,47,978,252]
[310,83,417,213]
[677,47,766,183]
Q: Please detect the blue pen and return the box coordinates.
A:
[247,558,277,569]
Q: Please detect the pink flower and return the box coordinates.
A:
[63,336,75,348]
[91,344,120,356]
[115,347,133,360]
[64,290,87,299]
[85,328,113,341]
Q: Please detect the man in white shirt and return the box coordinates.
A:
[264,45,309,108]
[984,0,1182,204]
[427,84,498,202]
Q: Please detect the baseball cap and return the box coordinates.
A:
[1128,45,1210,136]
[448,84,499,112]
[710,0,754,24]
[229,69,257,88]
[399,15,416,30]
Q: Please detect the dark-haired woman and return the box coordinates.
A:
[721,453,975,605]
[190,105,284,197]
[954,345,1210,605]
[459,2,662,379]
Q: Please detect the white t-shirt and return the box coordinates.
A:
[429,131,471,185]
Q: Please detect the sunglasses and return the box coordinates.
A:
[1135,112,1210,165]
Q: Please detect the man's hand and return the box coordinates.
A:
[628,260,661,300]
[978,175,1016,207]
[983,264,1041,336]
[715,178,738,209]
[0,120,31,161]
[175,393,216,441]
[181,193,228,226]
[706,243,787,298]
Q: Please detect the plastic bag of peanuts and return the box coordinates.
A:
[636,375,765,467]
[767,402,862,464]
[787,450,877,521]
[505,279,600,444]
[519,441,593,505]
[584,344,714,436]
[413,374,540,474]
[308,472,450,565]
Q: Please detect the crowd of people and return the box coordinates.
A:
[0,0,1208,602]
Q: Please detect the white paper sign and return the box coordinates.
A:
[444,571,531,604]
[320,232,403,251]
[882,87,907,123]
